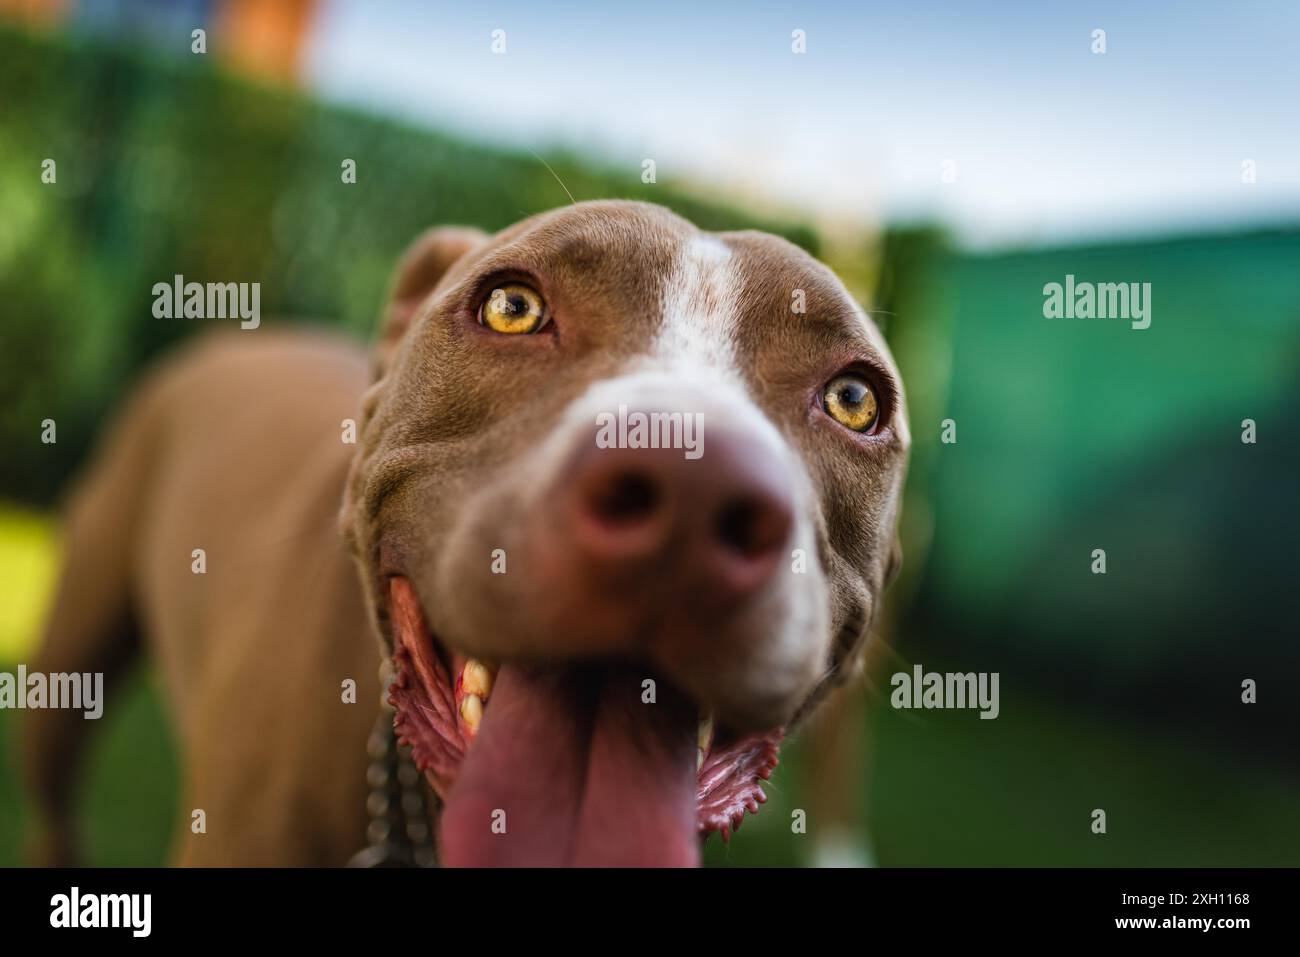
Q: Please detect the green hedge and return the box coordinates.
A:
[0,26,817,504]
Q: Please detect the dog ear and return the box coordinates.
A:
[376,226,489,373]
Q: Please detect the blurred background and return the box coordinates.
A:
[0,0,1297,866]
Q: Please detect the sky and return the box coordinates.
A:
[303,0,1300,247]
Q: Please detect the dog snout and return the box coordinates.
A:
[564,425,794,602]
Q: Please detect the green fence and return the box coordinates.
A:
[895,229,1300,720]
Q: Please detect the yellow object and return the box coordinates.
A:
[0,503,59,663]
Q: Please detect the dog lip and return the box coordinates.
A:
[384,574,785,853]
[375,539,412,581]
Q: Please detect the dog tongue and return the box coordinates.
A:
[439,663,700,867]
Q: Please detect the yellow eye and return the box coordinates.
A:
[822,374,879,432]
[480,283,547,334]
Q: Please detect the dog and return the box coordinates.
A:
[22,200,909,866]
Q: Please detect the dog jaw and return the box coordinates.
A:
[386,575,782,852]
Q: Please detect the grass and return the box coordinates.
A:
[0,669,178,867]
[707,678,1300,867]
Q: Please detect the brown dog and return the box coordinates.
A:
[22,200,909,866]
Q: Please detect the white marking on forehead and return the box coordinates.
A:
[654,235,738,374]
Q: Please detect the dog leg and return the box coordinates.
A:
[19,390,157,866]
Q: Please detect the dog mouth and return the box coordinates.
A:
[385,576,781,866]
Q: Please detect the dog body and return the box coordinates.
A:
[23,331,377,864]
[23,201,908,867]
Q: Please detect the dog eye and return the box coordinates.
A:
[479,283,547,334]
[822,374,879,433]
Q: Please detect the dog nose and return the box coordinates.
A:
[565,429,794,598]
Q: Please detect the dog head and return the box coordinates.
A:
[342,200,909,866]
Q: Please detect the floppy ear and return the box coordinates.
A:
[375,226,489,374]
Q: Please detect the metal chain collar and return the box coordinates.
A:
[347,662,439,867]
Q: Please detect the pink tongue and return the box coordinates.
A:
[439,664,700,867]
